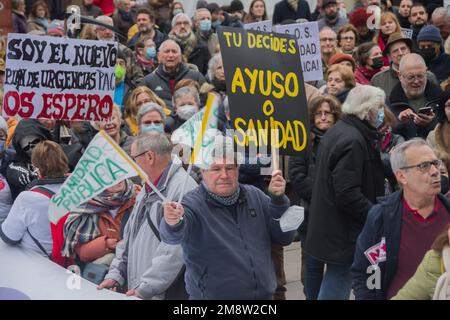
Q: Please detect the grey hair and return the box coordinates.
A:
[390,138,432,173]
[342,85,385,120]
[202,135,243,169]
[399,53,426,73]
[95,15,114,28]
[194,8,211,22]
[171,13,193,28]
[159,39,181,53]
[133,132,173,158]
[319,27,337,39]
[432,7,450,24]
[173,86,200,107]
[136,102,166,126]
[207,53,222,81]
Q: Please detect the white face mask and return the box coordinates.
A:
[177,105,197,120]
[278,205,304,232]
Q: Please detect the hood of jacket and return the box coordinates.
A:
[12,119,54,161]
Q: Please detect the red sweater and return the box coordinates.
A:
[94,0,115,16]
[386,196,450,298]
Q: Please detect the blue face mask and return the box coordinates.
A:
[212,20,221,29]
[199,19,212,32]
[173,9,183,16]
[374,108,385,128]
[146,47,157,59]
[141,123,164,134]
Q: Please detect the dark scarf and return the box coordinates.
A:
[169,32,197,60]
[357,64,380,82]
[203,181,241,206]
[62,179,135,257]
[118,8,132,22]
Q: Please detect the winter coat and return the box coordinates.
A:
[80,4,104,18]
[426,50,450,84]
[388,81,442,140]
[141,63,206,109]
[392,249,443,300]
[6,119,54,200]
[304,115,385,266]
[12,10,28,34]
[351,192,450,300]
[159,183,295,300]
[105,162,197,299]
[127,29,167,51]
[113,9,136,45]
[272,0,312,24]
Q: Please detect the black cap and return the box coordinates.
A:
[322,0,337,9]
[229,0,244,13]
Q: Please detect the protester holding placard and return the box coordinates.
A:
[0,141,68,257]
[99,132,197,300]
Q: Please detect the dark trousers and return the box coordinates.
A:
[271,244,286,300]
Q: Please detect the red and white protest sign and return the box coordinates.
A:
[3,33,117,121]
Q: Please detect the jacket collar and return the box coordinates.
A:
[341,114,379,147]
[200,183,250,208]
[389,80,442,105]
[26,176,66,189]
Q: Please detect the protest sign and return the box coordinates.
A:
[218,27,310,156]
[0,0,12,37]
[273,21,323,82]
[401,28,413,39]
[48,130,147,223]
[171,93,221,169]
[3,33,117,121]
[244,20,272,33]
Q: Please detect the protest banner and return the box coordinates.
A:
[218,27,310,156]
[401,28,413,39]
[273,21,323,82]
[171,93,221,169]
[0,241,137,300]
[2,33,117,121]
[244,20,273,33]
[48,130,147,223]
[0,0,12,37]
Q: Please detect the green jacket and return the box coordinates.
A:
[392,249,443,300]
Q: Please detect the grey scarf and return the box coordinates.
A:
[203,182,241,206]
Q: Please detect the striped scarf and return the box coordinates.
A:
[61,179,135,258]
[202,182,241,206]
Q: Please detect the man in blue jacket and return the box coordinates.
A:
[159,147,296,299]
[351,138,450,299]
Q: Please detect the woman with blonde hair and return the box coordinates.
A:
[123,86,169,136]
[373,12,402,66]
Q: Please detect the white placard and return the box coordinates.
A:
[244,20,273,33]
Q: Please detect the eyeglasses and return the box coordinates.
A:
[130,150,148,162]
[402,72,426,82]
[399,159,442,172]
[314,111,334,118]
[22,138,42,152]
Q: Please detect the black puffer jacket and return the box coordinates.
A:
[304,115,385,266]
[6,119,54,200]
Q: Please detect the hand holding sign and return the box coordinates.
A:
[164,201,184,226]
[268,170,286,196]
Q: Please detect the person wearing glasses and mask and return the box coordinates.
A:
[389,53,442,140]
[351,138,450,300]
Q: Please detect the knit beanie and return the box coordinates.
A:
[47,19,65,37]
[328,52,356,71]
[417,25,443,44]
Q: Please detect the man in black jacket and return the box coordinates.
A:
[141,40,206,109]
[304,85,386,300]
[351,138,450,299]
[388,53,442,140]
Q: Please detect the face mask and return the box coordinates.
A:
[441,175,449,194]
[371,56,384,70]
[173,9,183,16]
[115,64,126,82]
[279,205,304,232]
[212,79,227,92]
[419,47,437,62]
[374,108,385,128]
[212,20,221,29]
[177,105,197,120]
[146,47,156,59]
[199,19,212,32]
[141,123,164,134]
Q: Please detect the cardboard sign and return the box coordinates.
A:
[273,21,323,82]
[244,20,273,33]
[401,28,413,39]
[48,131,147,223]
[3,34,117,121]
[218,27,310,156]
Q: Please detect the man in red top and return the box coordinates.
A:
[351,138,450,299]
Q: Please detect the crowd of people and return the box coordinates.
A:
[1,0,450,300]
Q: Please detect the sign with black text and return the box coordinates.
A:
[218,27,310,156]
[3,34,117,121]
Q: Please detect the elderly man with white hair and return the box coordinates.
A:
[351,138,450,300]
[304,85,386,300]
[169,13,211,75]
[194,8,219,56]
[431,7,450,52]
[389,53,442,140]
[141,39,206,109]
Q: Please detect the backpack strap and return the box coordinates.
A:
[26,186,56,260]
[146,209,161,242]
